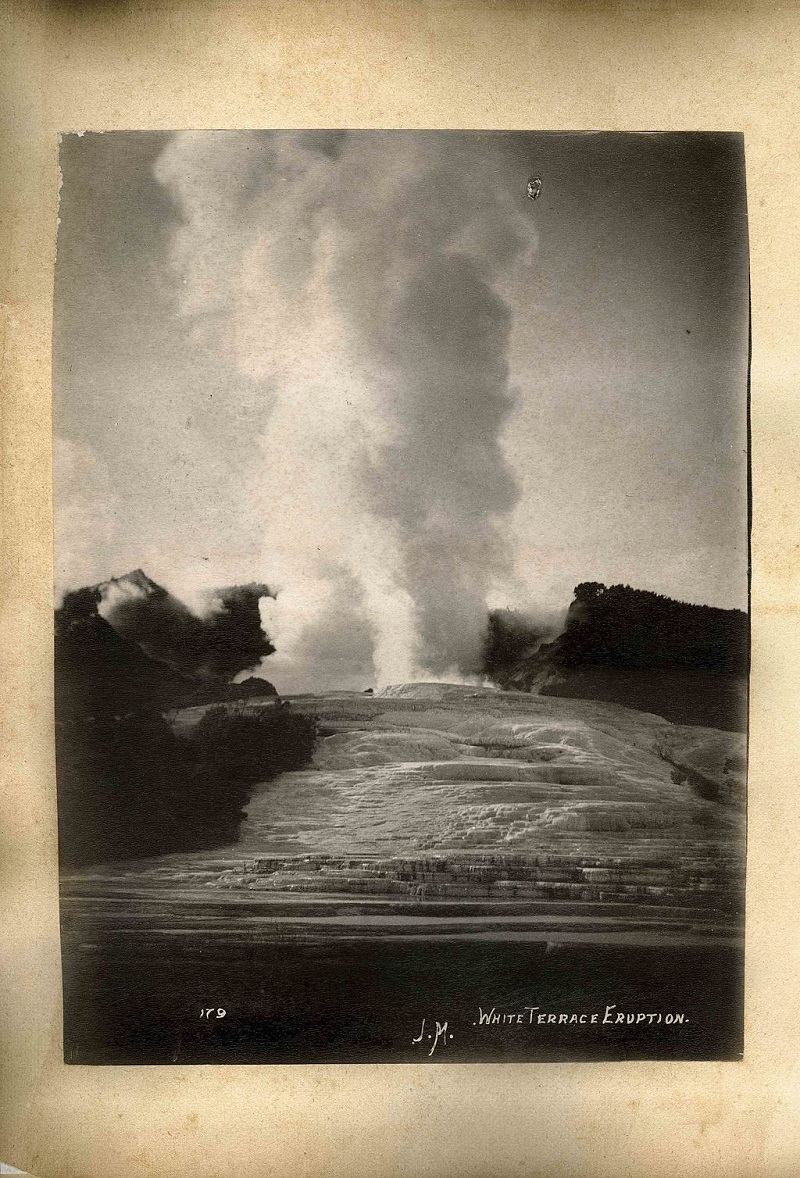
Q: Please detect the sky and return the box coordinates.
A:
[53,130,750,691]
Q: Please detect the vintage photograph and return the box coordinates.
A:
[54,130,749,1064]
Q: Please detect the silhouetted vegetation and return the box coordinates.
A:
[484,583,749,731]
[55,587,315,868]
[560,583,748,675]
[56,711,247,867]
[190,703,318,785]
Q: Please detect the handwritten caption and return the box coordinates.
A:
[412,1005,689,1054]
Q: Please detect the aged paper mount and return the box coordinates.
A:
[2,2,800,1176]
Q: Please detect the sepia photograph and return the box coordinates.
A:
[53,130,749,1064]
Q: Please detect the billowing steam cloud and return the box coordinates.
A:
[154,132,537,688]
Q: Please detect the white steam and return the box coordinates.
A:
[154,132,537,689]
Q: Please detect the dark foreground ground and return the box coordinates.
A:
[62,936,742,1064]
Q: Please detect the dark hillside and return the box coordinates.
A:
[556,582,748,675]
[102,569,274,679]
[485,583,748,731]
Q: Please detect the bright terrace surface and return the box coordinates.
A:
[62,684,745,951]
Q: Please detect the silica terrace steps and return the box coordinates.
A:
[62,685,745,951]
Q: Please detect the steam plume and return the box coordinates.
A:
[154,132,537,687]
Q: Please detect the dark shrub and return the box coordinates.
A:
[56,702,318,868]
[55,710,252,867]
[189,702,318,783]
[54,589,308,868]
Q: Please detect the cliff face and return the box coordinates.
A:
[485,583,749,732]
[56,575,278,718]
[55,584,191,719]
[100,569,275,680]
